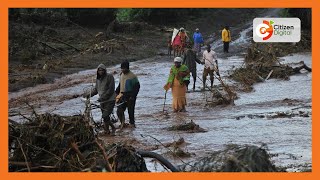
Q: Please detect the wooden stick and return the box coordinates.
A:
[37,40,68,55]
[17,139,30,172]
[94,139,113,172]
[9,161,32,167]
[265,70,274,80]
[16,31,68,55]
[47,36,81,52]
[70,142,84,160]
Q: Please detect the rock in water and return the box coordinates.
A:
[179,144,278,172]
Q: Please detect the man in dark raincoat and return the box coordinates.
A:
[84,64,116,136]
[183,46,204,91]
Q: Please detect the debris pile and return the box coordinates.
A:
[167,120,207,133]
[86,38,133,55]
[180,144,279,172]
[206,86,237,106]
[230,43,311,91]
[163,138,193,158]
[9,111,148,172]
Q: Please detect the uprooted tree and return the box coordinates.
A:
[230,42,311,92]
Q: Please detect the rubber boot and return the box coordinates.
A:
[110,123,116,136]
[103,122,110,135]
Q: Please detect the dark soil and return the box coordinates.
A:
[9,8,268,92]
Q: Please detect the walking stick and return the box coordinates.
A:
[163,90,167,112]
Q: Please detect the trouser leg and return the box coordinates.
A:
[225,42,229,53]
[209,70,214,88]
[101,101,115,134]
[192,71,196,90]
[203,68,209,89]
[116,103,126,129]
[127,97,136,125]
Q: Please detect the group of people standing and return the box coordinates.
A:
[85,26,232,135]
[84,61,140,136]
[164,26,231,113]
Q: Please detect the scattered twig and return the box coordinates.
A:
[94,139,113,172]
[47,36,81,52]
[17,139,30,172]
[140,134,196,169]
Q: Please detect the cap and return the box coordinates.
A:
[174,57,183,63]
[120,61,129,69]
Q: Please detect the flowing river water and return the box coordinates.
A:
[9,22,312,172]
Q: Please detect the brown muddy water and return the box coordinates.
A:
[9,50,311,172]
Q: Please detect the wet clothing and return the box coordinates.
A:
[91,64,116,102]
[202,49,218,71]
[116,70,140,125]
[193,43,201,54]
[166,65,190,86]
[172,35,182,47]
[223,42,230,53]
[172,77,187,112]
[222,28,231,53]
[101,100,116,133]
[222,28,231,42]
[116,97,137,125]
[90,63,116,134]
[165,65,190,112]
[203,67,215,82]
[183,49,202,78]
[193,32,204,53]
[179,31,188,47]
[117,71,140,98]
[202,50,218,88]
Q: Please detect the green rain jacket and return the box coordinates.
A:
[167,64,190,85]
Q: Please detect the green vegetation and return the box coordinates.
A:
[10,8,207,27]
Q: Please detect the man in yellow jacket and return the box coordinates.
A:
[222,26,231,53]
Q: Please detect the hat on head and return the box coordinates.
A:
[195,28,199,31]
[97,63,106,71]
[180,27,185,31]
[120,61,129,69]
[174,57,183,63]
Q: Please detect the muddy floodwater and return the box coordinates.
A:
[9,50,312,172]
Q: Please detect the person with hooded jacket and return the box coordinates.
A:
[84,64,116,136]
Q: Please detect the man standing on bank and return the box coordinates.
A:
[116,61,140,129]
[84,63,116,136]
[222,25,231,53]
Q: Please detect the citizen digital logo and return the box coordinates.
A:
[253,18,301,42]
[274,24,294,36]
